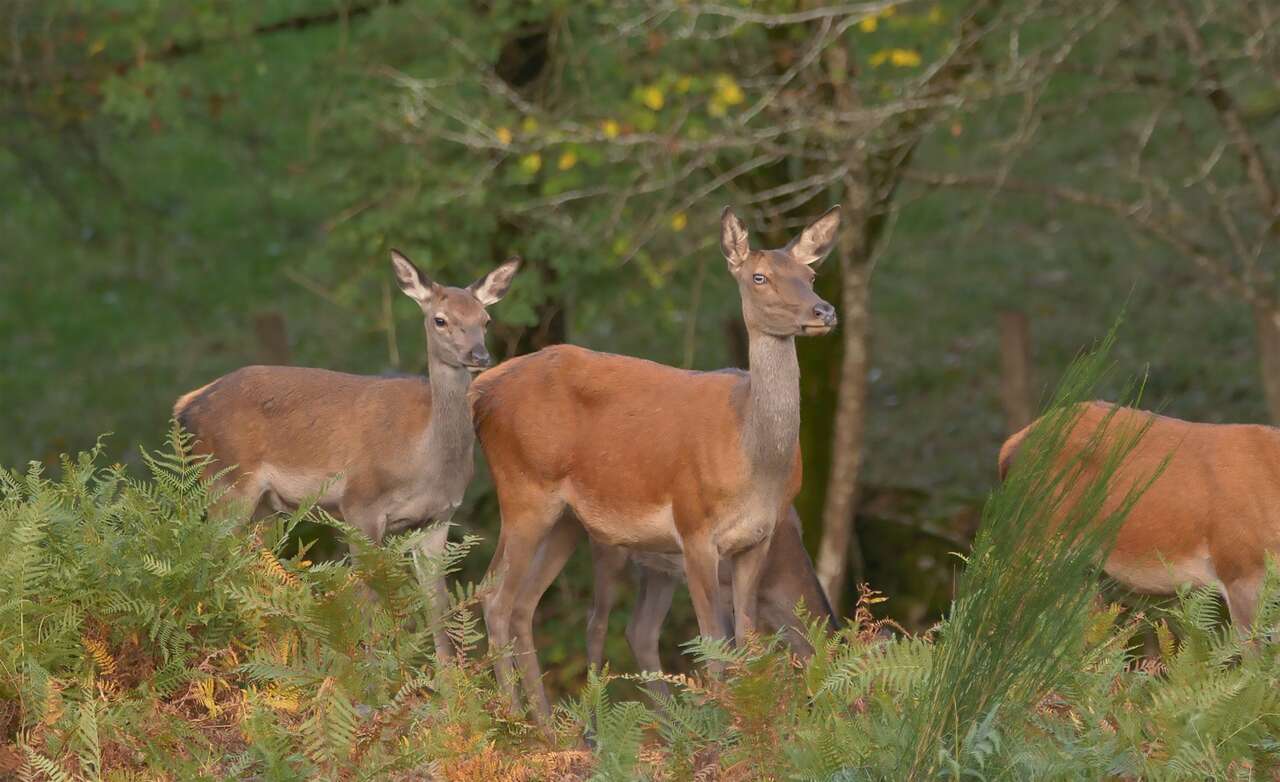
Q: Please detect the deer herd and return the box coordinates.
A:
[174,205,1278,725]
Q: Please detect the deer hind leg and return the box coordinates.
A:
[205,466,269,523]
[508,514,582,722]
[482,488,564,713]
[412,520,457,663]
[586,541,631,674]
[626,565,678,699]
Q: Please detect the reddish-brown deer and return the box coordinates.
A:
[1000,401,1280,629]
[173,250,519,661]
[470,205,840,716]
[495,505,837,706]
[586,506,838,696]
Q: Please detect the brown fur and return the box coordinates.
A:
[470,345,802,549]
[472,206,840,720]
[171,251,520,664]
[1000,401,1280,627]
[576,506,835,699]
[175,366,434,520]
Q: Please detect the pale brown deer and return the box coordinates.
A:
[999,401,1280,630]
[470,205,840,716]
[173,250,519,661]
[585,506,838,696]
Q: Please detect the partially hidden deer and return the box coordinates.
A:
[173,250,519,661]
[999,400,1280,630]
[469,205,840,716]
[585,505,838,695]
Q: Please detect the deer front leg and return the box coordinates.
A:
[731,533,773,647]
[681,535,730,677]
[412,519,456,663]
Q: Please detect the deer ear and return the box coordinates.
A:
[786,205,841,266]
[720,206,750,270]
[391,249,435,306]
[469,256,521,306]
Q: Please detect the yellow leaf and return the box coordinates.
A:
[714,74,744,106]
[558,150,578,170]
[259,548,298,586]
[601,119,621,138]
[890,48,922,67]
[521,116,539,133]
[495,127,513,146]
[193,677,219,718]
[859,16,878,32]
[640,85,665,111]
[519,153,542,174]
[88,39,106,56]
[1156,620,1176,663]
[707,98,727,118]
[83,637,116,676]
[670,212,688,231]
[927,4,944,24]
[263,684,301,713]
[675,75,693,93]
[869,49,891,67]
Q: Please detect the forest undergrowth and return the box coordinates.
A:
[3,341,1279,781]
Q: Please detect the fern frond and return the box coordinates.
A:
[82,637,116,677]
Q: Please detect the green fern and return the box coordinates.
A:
[562,667,655,781]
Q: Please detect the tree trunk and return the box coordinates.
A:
[814,224,872,615]
[999,310,1033,434]
[795,263,844,550]
[1253,302,1280,424]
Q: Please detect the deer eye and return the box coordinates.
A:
[433,316,447,328]
[752,273,767,285]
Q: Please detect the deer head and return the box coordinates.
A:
[720,206,840,338]
[391,250,521,371]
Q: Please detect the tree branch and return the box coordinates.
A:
[5,1,403,89]
[1173,0,1280,219]
[905,168,1268,307]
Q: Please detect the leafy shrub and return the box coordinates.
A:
[0,430,516,781]
[2,340,1279,780]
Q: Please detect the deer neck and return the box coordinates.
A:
[743,333,801,474]
[422,351,476,470]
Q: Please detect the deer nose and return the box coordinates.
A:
[814,301,837,325]
[468,347,492,367]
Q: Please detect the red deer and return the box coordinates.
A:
[585,506,838,696]
[470,206,840,716]
[1000,401,1280,629]
[173,250,519,661]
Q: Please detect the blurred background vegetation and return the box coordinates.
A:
[3,0,1278,692]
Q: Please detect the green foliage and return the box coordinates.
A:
[901,327,1161,776]
[0,397,1278,779]
[0,426,509,780]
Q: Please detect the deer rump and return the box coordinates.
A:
[999,400,1280,628]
